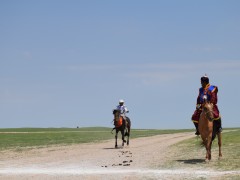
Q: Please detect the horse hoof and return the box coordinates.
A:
[115,145,118,148]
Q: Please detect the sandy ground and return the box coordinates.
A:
[0,132,239,180]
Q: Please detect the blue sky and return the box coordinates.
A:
[0,0,240,129]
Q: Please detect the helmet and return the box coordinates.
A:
[201,74,209,84]
[119,99,124,104]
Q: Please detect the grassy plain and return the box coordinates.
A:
[164,128,240,171]
[0,127,192,151]
[0,127,239,174]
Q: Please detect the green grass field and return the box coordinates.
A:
[163,128,240,171]
[0,127,239,172]
[0,127,192,150]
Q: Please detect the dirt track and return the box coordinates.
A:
[0,132,239,179]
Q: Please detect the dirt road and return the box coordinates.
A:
[0,132,239,179]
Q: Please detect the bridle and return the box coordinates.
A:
[203,104,214,122]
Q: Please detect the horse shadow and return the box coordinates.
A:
[103,147,124,150]
[176,159,205,164]
[103,147,116,150]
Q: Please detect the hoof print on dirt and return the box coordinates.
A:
[122,160,131,166]
[120,150,133,157]
[113,150,133,167]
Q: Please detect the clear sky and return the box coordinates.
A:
[1,0,240,129]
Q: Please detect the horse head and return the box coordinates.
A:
[113,109,122,126]
[202,102,214,122]
[113,109,121,119]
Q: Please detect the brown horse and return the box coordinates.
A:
[198,102,222,162]
[112,109,131,148]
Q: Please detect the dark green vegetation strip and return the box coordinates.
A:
[164,129,240,171]
[0,127,192,150]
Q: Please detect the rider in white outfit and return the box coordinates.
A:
[116,99,129,121]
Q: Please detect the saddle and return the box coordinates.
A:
[114,116,123,127]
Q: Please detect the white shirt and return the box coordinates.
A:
[116,105,128,116]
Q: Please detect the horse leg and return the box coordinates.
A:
[204,138,210,162]
[115,130,118,148]
[122,129,126,146]
[204,141,209,162]
[205,147,210,162]
[205,150,209,162]
[209,141,212,160]
[206,137,212,161]
[125,118,131,146]
[127,126,130,146]
[218,132,222,159]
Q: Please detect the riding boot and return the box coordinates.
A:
[194,122,200,135]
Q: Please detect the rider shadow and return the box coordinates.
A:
[176,159,205,164]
